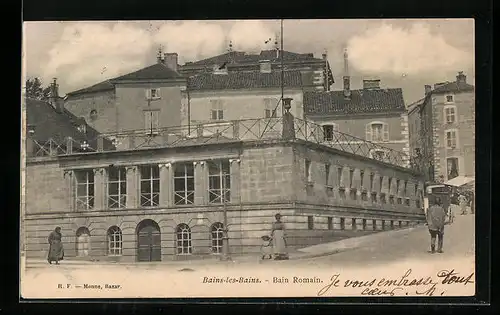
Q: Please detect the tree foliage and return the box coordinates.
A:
[25,77,51,100]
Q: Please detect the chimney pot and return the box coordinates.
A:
[456,71,466,84]
[164,53,178,72]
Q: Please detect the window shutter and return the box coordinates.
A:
[365,124,372,141]
[145,89,151,100]
[383,123,389,141]
[156,88,161,98]
[152,111,159,129]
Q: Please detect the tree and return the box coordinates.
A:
[25,77,51,100]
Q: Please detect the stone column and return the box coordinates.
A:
[372,172,381,203]
[333,217,342,230]
[93,167,106,210]
[159,162,173,207]
[194,161,207,205]
[375,219,383,231]
[353,168,362,199]
[356,218,364,230]
[126,166,138,208]
[63,170,75,211]
[229,159,241,203]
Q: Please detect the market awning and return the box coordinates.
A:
[444,176,475,187]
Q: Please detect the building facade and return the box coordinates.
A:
[408,72,475,182]
[25,99,425,262]
[303,78,410,166]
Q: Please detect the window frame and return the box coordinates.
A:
[107,166,127,209]
[443,105,457,124]
[210,100,224,121]
[444,94,454,104]
[445,128,459,149]
[210,222,224,254]
[322,123,339,141]
[366,121,389,142]
[107,226,123,256]
[173,163,195,205]
[176,224,192,255]
[143,109,160,133]
[146,88,161,100]
[208,160,231,204]
[139,165,160,207]
[75,170,95,210]
[264,98,278,118]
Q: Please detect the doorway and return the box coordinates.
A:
[136,219,161,262]
[76,227,91,257]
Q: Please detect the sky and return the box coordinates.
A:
[23,19,474,104]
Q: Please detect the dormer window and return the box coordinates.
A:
[259,60,272,73]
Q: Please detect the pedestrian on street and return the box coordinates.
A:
[459,194,468,215]
[426,197,446,254]
[271,213,289,260]
[47,226,64,264]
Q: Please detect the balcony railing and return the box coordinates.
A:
[26,117,414,169]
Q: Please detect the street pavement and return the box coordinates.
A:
[20,214,475,298]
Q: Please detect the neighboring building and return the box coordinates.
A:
[178,45,334,92]
[183,61,312,128]
[25,103,425,262]
[408,71,475,182]
[407,97,425,171]
[64,53,186,134]
[303,49,410,166]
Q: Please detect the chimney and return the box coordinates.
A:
[456,71,466,84]
[424,85,432,95]
[363,79,381,90]
[157,46,164,64]
[49,78,64,113]
[343,48,351,100]
[164,53,178,72]
[259,60,272,73]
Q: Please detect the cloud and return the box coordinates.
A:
[42,22,154,91]
[227,20,276,53]
[347,23,471,76]
[153,21,226,63]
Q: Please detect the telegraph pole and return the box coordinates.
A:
[220,171,232,261]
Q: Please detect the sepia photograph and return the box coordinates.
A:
[20,19,476,299]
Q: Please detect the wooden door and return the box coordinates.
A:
[137,225,161,262]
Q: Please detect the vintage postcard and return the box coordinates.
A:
[20,19,476,299]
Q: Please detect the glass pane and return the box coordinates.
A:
[186,178,195,191]
[187,192,194,203]
[108,167,118,180]
[153,193,159,205]
[174,178,185,191]
[88,183,94,196]
[152,166,159,178]
[140,166,151,179]
[153,179,160,193]
[108,182,118,194]
[141,181,150,193]
[209,176,221,189]
[120,182,127,194]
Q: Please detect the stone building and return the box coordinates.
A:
[408,72,475,182]
[25,94,425,262]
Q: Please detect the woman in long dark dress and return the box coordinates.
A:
[271,213,289,260]
[48,227,64,264]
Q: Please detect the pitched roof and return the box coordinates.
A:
[431,81,474,94]
[66,63,184,97]
[26,98,114,151]
[187,70,303,91]
[111,63,183,82]
[304,88,406,115]
[182,50,321,68]
[66,80,114,97]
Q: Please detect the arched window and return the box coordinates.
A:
[107,226,122,256]
[176,224,192,255]
[210,222,224,254]
[76,227,91,257]
[366,122,389,142]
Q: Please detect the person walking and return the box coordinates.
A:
[459,194,468,215]
[426,197,446,254]
[271,213,289,260]
[47,226,64,264]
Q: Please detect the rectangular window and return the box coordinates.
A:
[447,157,459,180]
[210,100,224,121]
[305,159,312,182]
[446,130,458,148]
[208,160,231,204]
[325,163,330,186]
[337,166,342,186]
[371,192,377,203]
[367,123,389,141]
[140,165,160,207]
[362,219,367,230]
[174,163,195,205]
[323,125,334,141]
[446,95,454,103]
[75,170,94,210]
[327,217,333,230]
[352,218,357,230]
[107,167,127,209]
[264,109,277,118]
[340,218,345,230]
[307,216,314,230]
[146,88,161,100]
[445,106,456,124]
[144,110,160,132]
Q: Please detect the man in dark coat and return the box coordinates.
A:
[48,227,64,264]
[426,197,446,253]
